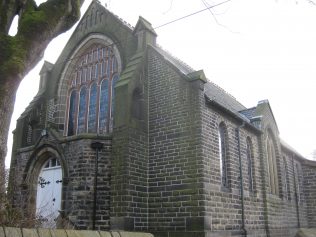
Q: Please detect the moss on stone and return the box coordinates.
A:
[0,34,27,76]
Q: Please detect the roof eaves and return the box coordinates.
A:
[205,94,261,134]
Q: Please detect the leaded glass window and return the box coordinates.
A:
[77,87,87,134]
[99,79,109,133]
[65,44,119,136]
[88,83,98,133]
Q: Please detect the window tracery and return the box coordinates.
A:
[66,44,119,135]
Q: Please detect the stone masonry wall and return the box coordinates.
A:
[201,104,266,236]
[146,48,205,237]
[62,137,112,230]
[301,161,316,227]
[111,126,148,231]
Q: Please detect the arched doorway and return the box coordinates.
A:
[36,157,62,228]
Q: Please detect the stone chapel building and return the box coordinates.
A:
[9,1,316,237]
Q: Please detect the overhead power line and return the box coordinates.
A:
[154,0,233,29]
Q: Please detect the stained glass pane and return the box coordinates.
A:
[112,57,118,72]
[88,83,97,133]
[83,68,87,83]
[95,63,98,79]
[77,87,87,133]
[100,61,104,76]
[106,58,111,78]
[99,48,102,59]
[67,90,77,136]
[94,50,97,61]
[87,67,90,81]
[99,79,109,133]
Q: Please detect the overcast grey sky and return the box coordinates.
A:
[6,0,316,167]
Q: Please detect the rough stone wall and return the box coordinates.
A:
[9,149,33,216]
[146,48,205,236]
[9,135,112,230]
[301,161,316,227]
[200,104,266,236]
[263,149,309,236]
[62,137,112,230]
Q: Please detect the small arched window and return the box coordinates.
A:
[294,163,301,203]
[283,156,291,200]
[65,44,119,135]
[131,88,144,120]
[218,123,228,188]
[246,137,254,192]
[266,133,279,195]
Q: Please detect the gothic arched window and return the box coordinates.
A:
[266,133,279,195]
[283,156,291,200]
[66,44,119,135]
[218,123,228,188]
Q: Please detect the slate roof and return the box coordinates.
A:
[239,107,257,120]
[153,45,247,114]
[204,82,246,113]
[153,45,195,75]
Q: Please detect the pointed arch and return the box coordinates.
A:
[266,130,279,195]
[58,34,122,136]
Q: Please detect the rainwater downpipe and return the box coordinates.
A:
[236,122,247,236]
[291,155,300,228]
[91,141,104,230]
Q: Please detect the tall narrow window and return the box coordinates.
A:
[246,137,254,192]
[295,163,301,203]
[283,156,291,200]
[77,87,87,134]
[266,133,279,195]
[218,123,228,188]
[99,79,109,133]
[88,83,97,133]
[65,43,120,135]
[67,90,77,136]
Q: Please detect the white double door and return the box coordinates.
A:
[36,158,62,228]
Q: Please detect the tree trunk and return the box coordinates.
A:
[0,0,84,196]
[0,77,19,199]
